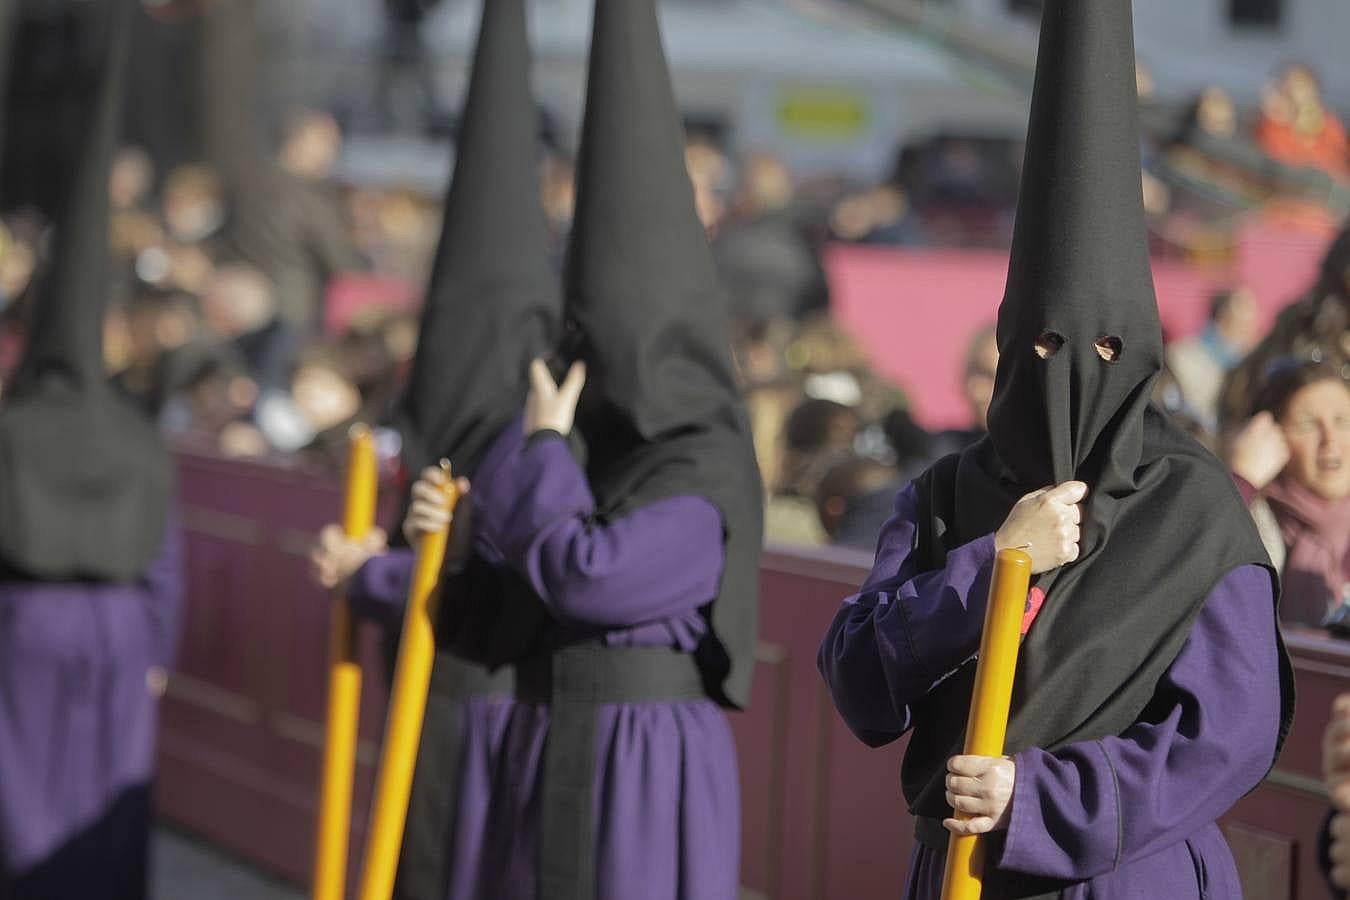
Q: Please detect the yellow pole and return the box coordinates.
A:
[940,548,1034,900]
[356,462,459,900]
[312,425,378,900]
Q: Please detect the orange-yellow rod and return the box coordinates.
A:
[356,462,459,900]
[940,548,1034,900]
[312,424,378,900]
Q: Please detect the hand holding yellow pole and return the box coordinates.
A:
[940,548,1033,900]
[312,425,378,900]
[356,461,460,900]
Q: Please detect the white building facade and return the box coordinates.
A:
[922,0,1350,110]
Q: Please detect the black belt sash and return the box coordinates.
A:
[393,652,514,900]
[915,815,949,852]
[516,643,708,900]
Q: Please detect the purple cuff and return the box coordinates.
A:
[1002,742,1120,879]
[899,533,997,680]
[348,548,415,618]
[819,517,997,747]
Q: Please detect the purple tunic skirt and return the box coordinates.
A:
[0,525,183,899]
[461,419,743,899]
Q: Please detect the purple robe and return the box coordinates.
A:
[0,521,184,899]
[461,419,739,900]
[818,484,1283,899]
[348,549,512,900]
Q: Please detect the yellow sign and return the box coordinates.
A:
[776,88,869,139]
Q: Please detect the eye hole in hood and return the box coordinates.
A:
[1095,335,1123,364]
[1035,331,1066,360]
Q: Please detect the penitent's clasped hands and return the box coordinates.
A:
[994,481,1088,575]
[943,478,1088,837]
[310,357,584,590]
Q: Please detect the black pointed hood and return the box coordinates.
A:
[565,0,762,708]
[566,0,739,448]
[395,0,558,480]
[986,0,1162,493]
[899,0,1293,867]
[0,0,171,583]
[386,9,559,883]
[0,0,14,181]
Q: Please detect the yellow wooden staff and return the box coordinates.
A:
[312,425,378,900]
[356,461,460,900]
[940,548,1034,900]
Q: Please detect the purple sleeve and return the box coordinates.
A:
[818,483,998,748]
[999,563,1282,880]
[347,548,416,620]
[472,420,725,628]
[142,515,187,669]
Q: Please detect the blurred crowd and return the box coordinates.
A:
[0,53,1346,636]
[1141,61,1350,249]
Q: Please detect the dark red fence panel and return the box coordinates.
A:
[160,452,398,885]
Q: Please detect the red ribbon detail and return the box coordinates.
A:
[1021,586,1047,635]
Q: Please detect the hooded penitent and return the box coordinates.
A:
[394,0,558,482]
[563,0,763,708]
[385,5,555,897]
[0,0,171,584]
[199,0,361,330]
[902,1,1294,891]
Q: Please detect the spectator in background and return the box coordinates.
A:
[113,286,202,417]
[200,263,295,395]
[160,164,227,252]
[815,453,903,552]
[784,314,907,423]
[733,317,800,493]
[337,308,416,427]
[880,406,934,477]
[159,344,266,457]
[1323,694,1350,898]
[714,152,829,324]
[143,164,224,297]
[828,183,928,247]
[198,3,366,332]
[930,139,987,204]
[275,108,366,301]
[1177,87,1240,144]
[107,146,160,266]
[862,183,928,246]
[0,215,39,319]
[1256,64,1350,179]
[1220,222,1350,427]
[1153,361,1217,451]
[929,324,998,458]
[290,346,364,473]
[1228,361,1350,627]
[766,398,861,545]
[278,109,341,183]
[686,139,730,237]
[1133,60,1175,219]
[1167,286,1261,429]
[0,215,45,392]
[540,152,576,252]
